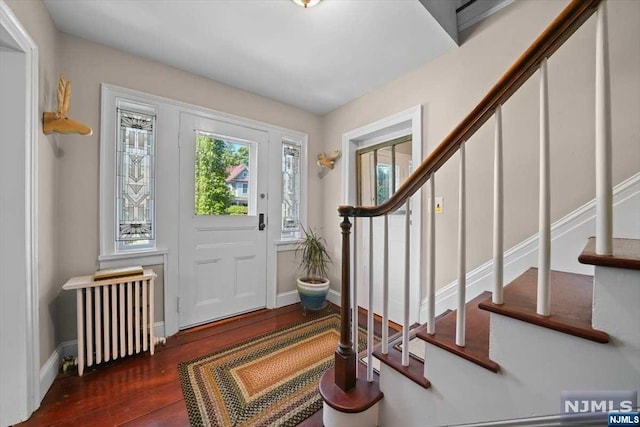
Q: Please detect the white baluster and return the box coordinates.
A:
[352,218,358,368]
[456,143,466,347]
[402,200,411,366]
[596,0,613,255]
[493,106,504,305]
[382,214,389,354]
[367,218,374,382]
[427,176,436,335]
[427,173,436,335]
[537,58,551,316]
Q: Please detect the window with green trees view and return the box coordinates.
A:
[194,133,251,216]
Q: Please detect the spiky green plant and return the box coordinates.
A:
[295,226,332,281]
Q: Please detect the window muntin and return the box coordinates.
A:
[282,140,301,239]
[116,107,156,250]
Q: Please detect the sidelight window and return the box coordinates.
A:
[116,104,156,250]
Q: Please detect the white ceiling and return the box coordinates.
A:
[43,0,459,115]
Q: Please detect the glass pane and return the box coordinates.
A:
[358,151,375,205]
[377,163,392,204]
[282,141,301,238]
[395,140,413,188]
[116,110,155,242]
[377,146,393,204]
[194,133,250,216]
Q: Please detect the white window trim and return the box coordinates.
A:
[100,89,161,260]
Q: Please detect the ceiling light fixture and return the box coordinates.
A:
[292,0,321,9]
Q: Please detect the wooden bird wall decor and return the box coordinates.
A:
[43,75,93,136]
[317,150,341,170]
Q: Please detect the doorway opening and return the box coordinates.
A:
[341,106,422,324]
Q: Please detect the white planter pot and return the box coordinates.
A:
[296,277,330,311]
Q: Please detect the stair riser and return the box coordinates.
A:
[593,267,640,368]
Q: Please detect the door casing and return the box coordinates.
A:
[0,1,40,423]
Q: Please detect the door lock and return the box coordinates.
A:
[258,213,266,231]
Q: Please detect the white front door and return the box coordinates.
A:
[178,113,268,328]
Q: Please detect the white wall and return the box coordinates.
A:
[320,0,640,297]
[52,32,324,341]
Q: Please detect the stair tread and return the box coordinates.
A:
[416,291,499,373]
[372,346,431,389]
[478,268,609,343]
[578,237,640,271]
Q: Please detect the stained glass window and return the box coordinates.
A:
[116,109,155,245]
[282,141,301,239]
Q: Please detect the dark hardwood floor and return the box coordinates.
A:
[18,303,334,427]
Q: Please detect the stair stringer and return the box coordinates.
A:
[378,269,640,426]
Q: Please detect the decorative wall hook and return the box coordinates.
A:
[317,150,341,170]
[43,75,93,136]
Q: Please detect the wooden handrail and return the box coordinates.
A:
[338,0,601,219]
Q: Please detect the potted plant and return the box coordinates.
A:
[295,226,332,312]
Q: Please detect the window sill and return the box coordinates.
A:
[98,248,168,269]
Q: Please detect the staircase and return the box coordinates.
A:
[379,241,639,426]
[319,1,640,425]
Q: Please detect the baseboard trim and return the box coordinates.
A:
[327,289,341,306]
[276,290,300,308]
[275,289,342,308]
[420,172,640,321]
[39,340,75,402]
[154,321,165,338]
[39,345,60,402]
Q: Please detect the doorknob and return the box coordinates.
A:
[258,213,266,231]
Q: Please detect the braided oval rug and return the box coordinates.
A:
[179,312,369,427]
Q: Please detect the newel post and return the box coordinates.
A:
[335,215,356,391]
